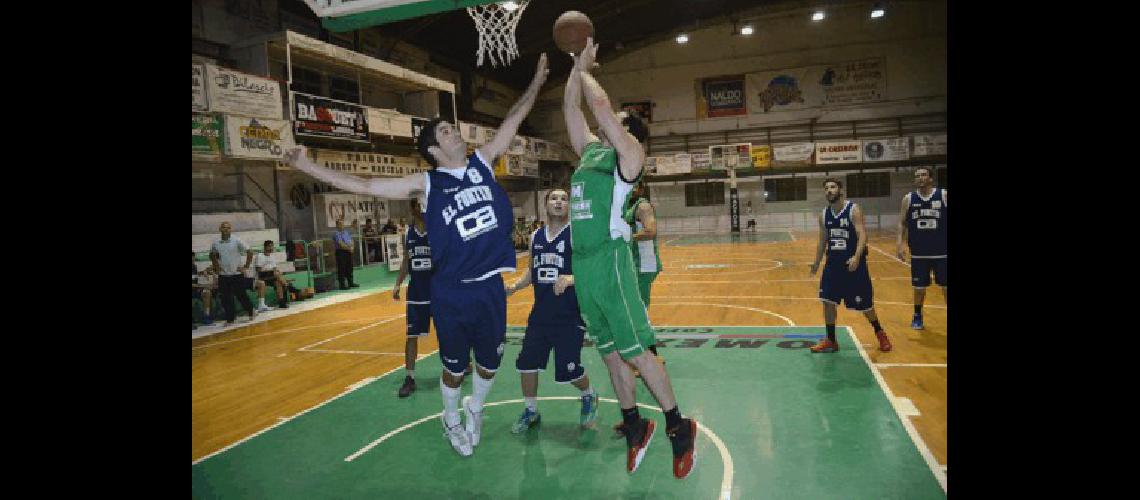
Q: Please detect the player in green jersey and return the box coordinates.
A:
[622,181,665,369]
[563,37,696,479]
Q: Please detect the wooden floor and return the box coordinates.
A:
[192,229,946,468]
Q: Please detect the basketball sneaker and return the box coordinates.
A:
[257,304,271,313]
[911,314,924,330]
[580,390,599,428]
[511,408,541,434]
[876,330,892,352]
[622,418,656,473]
[462,396,483,447]
[667,418,698,479]
[397,376,416,398]
[442,416,473,457]
[810,339,839,353]
[202,315,214,326]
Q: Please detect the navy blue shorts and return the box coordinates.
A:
[819,262,874,311]
[406,302,431,337]
[430,274,507,376]
[516,322,587,383]
[911,258,947,288]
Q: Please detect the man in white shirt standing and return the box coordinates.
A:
[254,240,288,311]
[210,221,257,325]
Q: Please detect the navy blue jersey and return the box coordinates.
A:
[823,201,865,267]
[905,188,948,258]
[528,225,582,326]
[424,152,516,285]
[405,225,432,303]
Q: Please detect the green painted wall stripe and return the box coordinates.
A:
[321,0,499,32]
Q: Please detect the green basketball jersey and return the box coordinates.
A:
[570,142,639,255]
[623,197,662,273]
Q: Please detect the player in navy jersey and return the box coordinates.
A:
[392,198,431,398]
[896,167,947,330]
[809,178,892,353]
[284,54,550,457]
[504,188,599,433]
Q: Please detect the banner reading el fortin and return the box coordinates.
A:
[293,92,370,142]
[224,116,295,160]
[697,75,747,118]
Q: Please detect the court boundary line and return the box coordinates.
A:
[876,363,947,368]
[192,287,393,340]
[649,295,946,310]
[342,396,736,500]
[844,326,947,491]
[192,348,439,465]
[867,243,911,267]
[296,316,404,352]
[192,317,381,351]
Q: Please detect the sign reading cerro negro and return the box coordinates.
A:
[292,92,370,142]
[224,116,295,160]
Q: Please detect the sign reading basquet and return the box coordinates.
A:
[292,92,369,142]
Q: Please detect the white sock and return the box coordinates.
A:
[406,369,414,378]
[258,298,266,307]
[525,397,537,412]
[470,372,495,412]
[441,378,461,428]
[581,386,594,397]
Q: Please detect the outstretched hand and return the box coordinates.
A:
[574,37,599,72]
[532,53,550,86]
[283,146,308,165]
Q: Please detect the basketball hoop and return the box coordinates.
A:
[466,1,530,67]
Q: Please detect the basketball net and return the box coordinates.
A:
[466,1,530,67]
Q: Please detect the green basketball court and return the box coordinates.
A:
[192,326,944,499]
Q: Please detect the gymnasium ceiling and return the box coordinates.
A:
[368,0,847,91]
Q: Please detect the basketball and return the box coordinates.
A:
[553,10,594,54]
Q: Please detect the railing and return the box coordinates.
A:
[657,207,889,234]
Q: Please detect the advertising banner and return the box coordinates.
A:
[862,137,910,162]
[293,92,369,142]
[697,75,747,118]
[815,141,863,165]
[192,112,225,160]
[205,64,283,119]
[772,143,815,167]
[224,115,295,160]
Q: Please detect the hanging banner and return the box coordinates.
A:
[205,64,283,119]
[912,134,947,156]
[367,107,414,138]
[747,58,886,114]
[672,153,693,174]
[620,100,653,123]
[751,145,772,168]
[730,188,740,233]
[224,115,295,160]
[772,143,815,167]
[815,141,863,165]
[697,75,747,118]
[710,144,753,170]
[293,92,369,142]
[192,113,225,161]
[309,148,427,177]
[862,137,910,162]
[192,64,209,112]
[691,152,712,172]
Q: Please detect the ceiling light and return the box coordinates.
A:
[500,1,520,11]
[740,25,754,35]
[871,8,884,18]
[676,33,689,44]
[812,11,825,21]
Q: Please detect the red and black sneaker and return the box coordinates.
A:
[667,418,698,479]
[622,418,656,473]
[875,330,892,352]
[810,339,839,353]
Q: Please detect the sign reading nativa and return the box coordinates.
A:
[293,92,370,142]
[815,141,863,164]
[205,64,283,119]
[224,116,295,159]
[322,193,389,228]
[912,134,947,156]
[862,138,910,162]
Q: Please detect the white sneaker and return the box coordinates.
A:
[462,396,483,447]
[257,305,271,312]
[442,416,473,456]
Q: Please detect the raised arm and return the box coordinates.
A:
[577,38,644,183]
[479,54,549,163]
[563,57,597,156]
[283,146,425,200]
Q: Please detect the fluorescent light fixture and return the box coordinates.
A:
[500,1,520,11]
[871,8,884,18]
[676,33,689,43]
[740,25,754,35]
[812,10,825,21]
